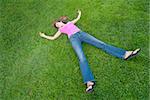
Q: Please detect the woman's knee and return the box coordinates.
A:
[78,54,87,62]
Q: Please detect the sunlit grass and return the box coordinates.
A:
[0,0,149,99]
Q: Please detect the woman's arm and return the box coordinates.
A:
[71,10,81,24]
[39,31,62,40]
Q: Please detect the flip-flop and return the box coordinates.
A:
[86,82,95,93]
[124,48,141,60]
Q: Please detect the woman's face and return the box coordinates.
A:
[55,21,65,28]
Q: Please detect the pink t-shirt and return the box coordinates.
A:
[59,22,80,37]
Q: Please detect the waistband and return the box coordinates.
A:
[68,31,82,38]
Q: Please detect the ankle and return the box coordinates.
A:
[124,51,132,59]
[87,81,94,87]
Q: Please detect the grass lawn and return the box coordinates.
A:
[0,0,149,99]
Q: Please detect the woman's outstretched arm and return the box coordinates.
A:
[39,31,62,40]
[71,10,81,24]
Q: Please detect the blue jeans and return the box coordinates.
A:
[69,31,126,84]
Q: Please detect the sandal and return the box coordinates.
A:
[86,82,95,93]
[124,48,141,60]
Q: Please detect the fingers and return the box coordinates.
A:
[77,9,81,13]
[39,32,44,35]
[39,32,42,35]
[39,32,45,37]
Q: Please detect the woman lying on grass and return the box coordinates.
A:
[39,10,140,93]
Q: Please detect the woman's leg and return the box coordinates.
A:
[69,34,95,84]
[79,31,126,59]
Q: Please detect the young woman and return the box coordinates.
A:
[39,10,140,93]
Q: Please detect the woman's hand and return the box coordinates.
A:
[77,10,81,15]
[39,31,61,40]
[71,10,82,24]
[39,32,45,37]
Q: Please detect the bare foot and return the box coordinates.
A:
[124,51,133,59]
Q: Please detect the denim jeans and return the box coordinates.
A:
[69,31,126,84]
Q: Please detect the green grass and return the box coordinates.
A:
[0,0,149,99]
